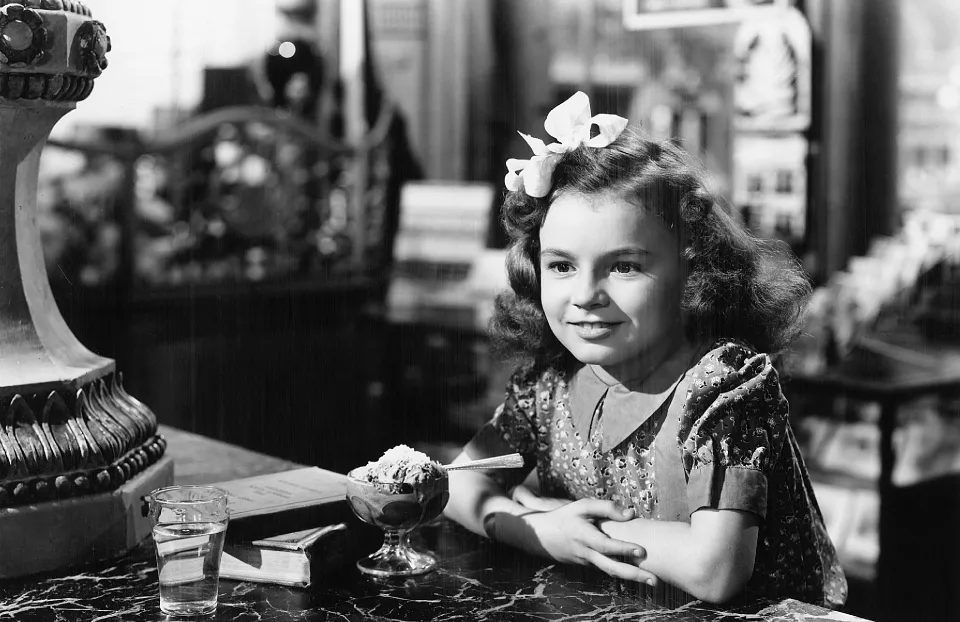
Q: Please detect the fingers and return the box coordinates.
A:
[568,499,635,521]
[511,485,541,508]
[586,550,659,586]
[588,535,646,561]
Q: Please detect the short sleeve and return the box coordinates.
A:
[678,341,789,519]
[462,364,541,487]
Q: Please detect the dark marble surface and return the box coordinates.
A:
[0,428,872,621]
[0,519,872,622]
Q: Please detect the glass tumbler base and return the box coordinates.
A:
[160,599,217,616]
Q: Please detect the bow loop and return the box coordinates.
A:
[584,114,630,149]
[504,91,628,198]
[518,132,550,157]
[544,91,594,148]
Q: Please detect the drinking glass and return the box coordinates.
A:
[145,485,229,616]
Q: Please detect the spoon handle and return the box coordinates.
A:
[443,453,524,471]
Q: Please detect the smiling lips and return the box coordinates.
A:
[570,321,620,340]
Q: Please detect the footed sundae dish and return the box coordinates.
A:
[346,445,449,576]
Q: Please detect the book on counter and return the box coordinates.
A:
[210,466,374,586]
[154,522,354,589]
[215,466,353,539]
[220,522,351,587]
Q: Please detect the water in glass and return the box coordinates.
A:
[147,485,229,616]
[153,521,227,615]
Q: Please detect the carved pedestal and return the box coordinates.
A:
[0,1,172,578]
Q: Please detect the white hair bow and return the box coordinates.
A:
[504,91,628,198]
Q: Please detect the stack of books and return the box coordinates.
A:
[220,523,350,587]
[213,467,369,587]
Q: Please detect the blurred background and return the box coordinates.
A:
[33,1,960,619]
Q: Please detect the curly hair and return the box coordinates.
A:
[489,127,811,371]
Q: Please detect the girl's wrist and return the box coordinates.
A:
[484,510,545,555]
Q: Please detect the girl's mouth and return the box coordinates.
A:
[570,322,618,340]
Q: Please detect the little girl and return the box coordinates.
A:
[444,92,846,607]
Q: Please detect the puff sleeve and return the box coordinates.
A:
[678,342,789,520]
[462,364,541,486]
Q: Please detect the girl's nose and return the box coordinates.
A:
[570,274,608,309]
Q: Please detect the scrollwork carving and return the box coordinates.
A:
[43,391,80,472]
[0,375,166,507]
[78,389,122,465]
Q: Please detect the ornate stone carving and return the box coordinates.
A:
[0,3,48,68]
[0,71,92,99]
[1,0,91,15]
[0,0,107,101]
[75,19,109,76]
[0,376,166,507]
[0,0,167,510]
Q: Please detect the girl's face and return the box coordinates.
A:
[539,191,686,383]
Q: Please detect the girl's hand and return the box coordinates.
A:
[523,499,658,585]
[510,485,571,512]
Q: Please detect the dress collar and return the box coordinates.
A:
[567,343,700,452]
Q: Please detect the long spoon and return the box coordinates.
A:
[442,453,524,471]
[370,453,525,493]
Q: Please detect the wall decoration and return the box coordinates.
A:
[732,133,807,243]
[732,5,811,132]
[731,6,811,247]
[622,0,789,31]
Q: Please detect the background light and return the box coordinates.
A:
[936,84,960,110]
[278,41,296,59]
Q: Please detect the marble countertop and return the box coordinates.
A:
[0,519,870,622]
[0,428,872,622]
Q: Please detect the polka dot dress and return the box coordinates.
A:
[488,340,847,608]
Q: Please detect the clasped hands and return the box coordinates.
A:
[510,485,659,586]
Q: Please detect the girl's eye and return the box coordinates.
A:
[547,261,574,274]
[612,262,642,275]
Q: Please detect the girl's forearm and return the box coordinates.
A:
[598,519,705,593]
[598,516,755,603]
[443,470,541,552]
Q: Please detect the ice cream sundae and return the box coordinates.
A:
[356,444,445,490]
[345,445,450,576]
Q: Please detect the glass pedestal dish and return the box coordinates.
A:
[345,468,449,577]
